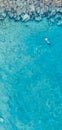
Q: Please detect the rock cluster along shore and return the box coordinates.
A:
[0,0,62,25]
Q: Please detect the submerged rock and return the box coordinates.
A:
[0,117,4,123]
[57,21,62,26]
[21,14,30,21]
[35,16,42,21]
[49,18,55,24]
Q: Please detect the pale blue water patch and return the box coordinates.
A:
[0,18,62,130]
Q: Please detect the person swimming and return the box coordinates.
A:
[45,37,51,45]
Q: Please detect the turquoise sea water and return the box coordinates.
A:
[0,18,62,130]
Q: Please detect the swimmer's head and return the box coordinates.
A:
[45,37,48,41]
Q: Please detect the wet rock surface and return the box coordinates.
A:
[0,0,62,23]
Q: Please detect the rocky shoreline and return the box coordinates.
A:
[0,0,62,25]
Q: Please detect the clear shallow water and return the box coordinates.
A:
[0,18,62,130]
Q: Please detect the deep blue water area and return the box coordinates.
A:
[0,18,62,130]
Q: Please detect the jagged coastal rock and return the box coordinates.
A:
[0,0,62,24]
